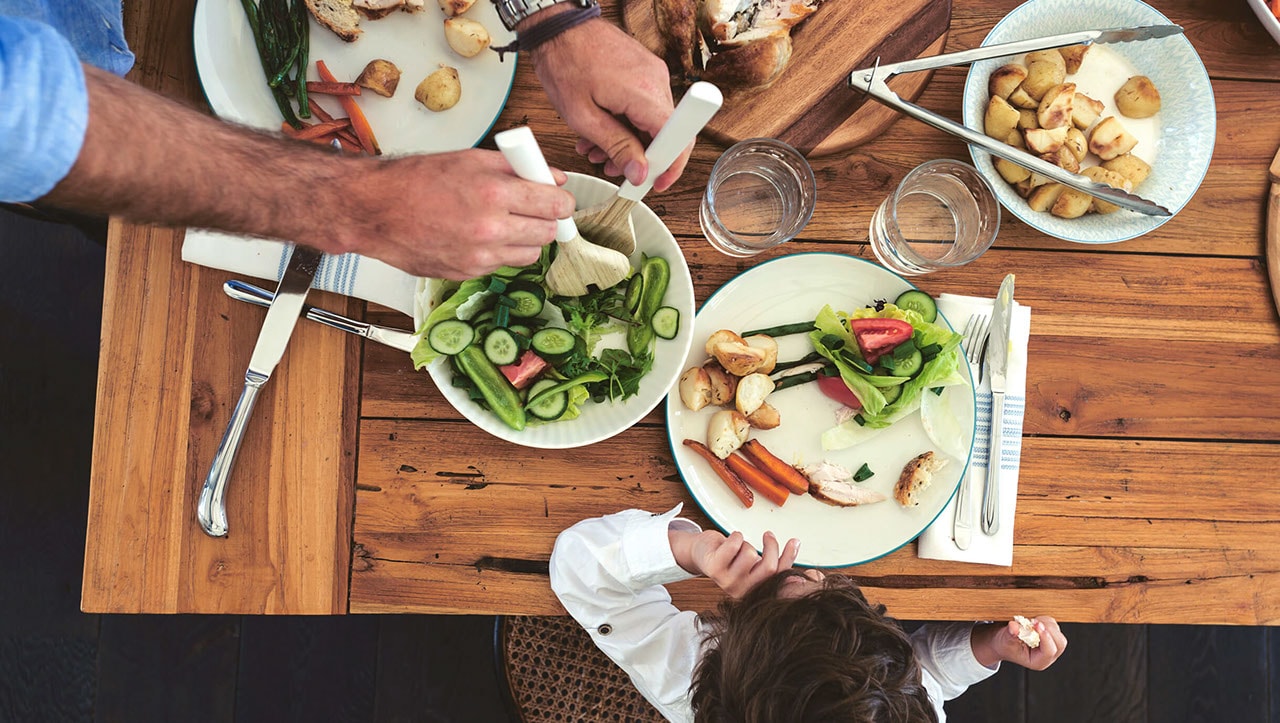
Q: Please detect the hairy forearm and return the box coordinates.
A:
[43,65,361,254]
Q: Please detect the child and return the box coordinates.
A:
[550,506,1067,723]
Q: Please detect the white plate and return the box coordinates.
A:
[961,0,1215,244]
[665,254,976,568]
[413,173,696,449]
[1247,0,1280,46]
[193,0,517,153]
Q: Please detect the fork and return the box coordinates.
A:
[953,312,990,550]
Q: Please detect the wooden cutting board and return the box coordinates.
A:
[623,0,952,156]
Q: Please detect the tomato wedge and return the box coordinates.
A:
[848,318,913,364]
[817,374,862,409]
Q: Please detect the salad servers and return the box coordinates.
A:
[848,26,1182,216]
[223,280,418,353]
[953,312,990,550]
[198,244,323,537]
[494,126,631,297]
[981,274,1016,536]
[573,81,724,256]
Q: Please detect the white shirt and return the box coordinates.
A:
[549,506,1000,723]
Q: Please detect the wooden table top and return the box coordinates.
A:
[84,0,1280,622]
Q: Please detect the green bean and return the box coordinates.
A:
[769,351,825,374]
[741,321,816,338]
[294,0,310,117]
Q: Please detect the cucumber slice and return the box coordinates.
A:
[427,320,475,356]
[884,349,923,377]
[880,383,902,404]
[509,324,532,339]
[651,306,680,340]
[483,328,520,366]
[525,379,569,421]
[531,328,577,360]
[894,290,938,323]
[623,273,644,315]
[506,289,545,318]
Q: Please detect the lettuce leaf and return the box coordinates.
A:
[410,278,488,369]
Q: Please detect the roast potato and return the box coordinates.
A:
[1114,75,1161,118]
[1036,83,1075,130]
[443,17,490,57]
[1043,146,1079,174]
[984,96,1020,141]
[704,362,738,405]
[1050,187,1093,219]
[1081,165,1134,215]
[704,329,745,356]
[1007,86,1039,110]
[1058,44,1090,74]
[356,59,401,97]
[415,65,461,111]
[746,402,780,430]
[988,63,1028,100]
[1088,116,1138,161]
[678,367,712,411]
[712,340,768,376]
[1065,127,1088,162]
[1071,93,1104,130]
[1024,126,1068,154]
[994,130,1032,184]
[1027,182,1065,212]
[437,0,475,16]
[708,410,749,459]
[735,373,775,417]
[1101,153,1152,187]
[744,335,778,375]
[1017,108,1038,130]
[1021,50,1067,100]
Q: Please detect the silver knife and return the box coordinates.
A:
[981,274,1016,535]
[197,245,324,537]
[223,280,419,354]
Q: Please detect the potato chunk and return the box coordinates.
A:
[437,0,476,16]
[1024,126,1068,154]
[1065,127,1087,162]
[356,59,401,98]
[1089,116,1139,161]
[1058,44,1090,74]
[1081,165,1134,215]
[1027,182,1065,212]
[1101,153,1152,187]
[415,65,461,111]
[443,17,490,58]
[678,367,712,411]
[1021,50,1066,100]
[1114,75,1161,118]
[984,96,1020,141]
[1036,83,1075,130]
[1071,93,1104,130]
[1050,187,1093,219]
[1007,86,1039,110]
[988,64,1028,100]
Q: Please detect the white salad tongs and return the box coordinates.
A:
[848,26,1183,216]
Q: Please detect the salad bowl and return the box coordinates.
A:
[961,0,1214,244]
[413,173,696,449]
[666,253,976,568]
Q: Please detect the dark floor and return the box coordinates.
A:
[0,208,1276,723]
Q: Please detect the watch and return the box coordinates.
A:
[493,0,598,31]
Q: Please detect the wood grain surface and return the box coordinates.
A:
[621,0,951,155]
[87,0,1280,621]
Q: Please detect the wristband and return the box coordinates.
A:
[491,4,601,62]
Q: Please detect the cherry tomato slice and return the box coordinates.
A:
[848,318,914,364]
[817,374,862,409]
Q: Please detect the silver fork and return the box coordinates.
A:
[953,312,990,550]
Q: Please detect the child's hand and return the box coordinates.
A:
[669,528,800,599]
[972,616,1068,670]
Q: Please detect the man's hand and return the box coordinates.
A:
[528,17,690,192]
[339,149,574,279]
[669,528,800,599]
[971,616,1068,671]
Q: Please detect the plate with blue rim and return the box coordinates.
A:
[193,0,517,154]
[961,0,1214,244]
[664,253,976,568]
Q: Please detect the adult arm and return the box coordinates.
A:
[37,65,575,279]
[549,506,705,722]
[519,8,691,192]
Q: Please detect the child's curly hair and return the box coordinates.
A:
[691,570,938,723]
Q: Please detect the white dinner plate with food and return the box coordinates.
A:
[961,0,1215,244]
[193,0,517,153]
[412,173,696,449]
[1248,0,1280,46]
[665,253,976,568]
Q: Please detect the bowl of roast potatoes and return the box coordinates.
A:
[961,0,1215,244]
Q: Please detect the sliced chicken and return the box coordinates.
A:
[703,0,821,47]
[802,461,886,507]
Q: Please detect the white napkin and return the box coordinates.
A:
[917,293,1032,566]
[181,230,419,318]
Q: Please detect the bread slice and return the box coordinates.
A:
[893,451,945,507]
[306,0,362,42]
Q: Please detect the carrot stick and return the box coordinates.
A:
[291,119,351,140]
[335,135,362,154]
[315,60,380,155]
[306,81,362,96]
[307,98,336,123]
[725,453,790,507]
[335,127,361,148]
[741,439,810,495]
[683,440,753,508]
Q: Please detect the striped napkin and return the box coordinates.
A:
[917,293,1032,566]
[180,229,420,318]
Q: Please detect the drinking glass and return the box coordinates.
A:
[700,138,816,257]
[869,159,1000,275]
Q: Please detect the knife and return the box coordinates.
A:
[223,280,419,354]
[981,273,1015,536]
[1266,143,1280,317]
[197,245,324,537]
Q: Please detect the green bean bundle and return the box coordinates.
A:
[240,0,311,127]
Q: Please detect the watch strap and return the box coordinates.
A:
[494,0,597,31]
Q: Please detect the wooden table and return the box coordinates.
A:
[84,0,1280,622]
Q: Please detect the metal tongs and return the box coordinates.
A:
[849,26,1184,216]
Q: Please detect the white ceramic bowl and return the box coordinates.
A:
[413,173,696,449]
[1247,0,1280,46]
[961,0,1215,244]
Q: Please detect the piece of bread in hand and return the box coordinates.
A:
[893,451,945,507]
[306,0,362,41]
[1013,615,1041,648]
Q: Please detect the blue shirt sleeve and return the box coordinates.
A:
[0,15,89,203]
